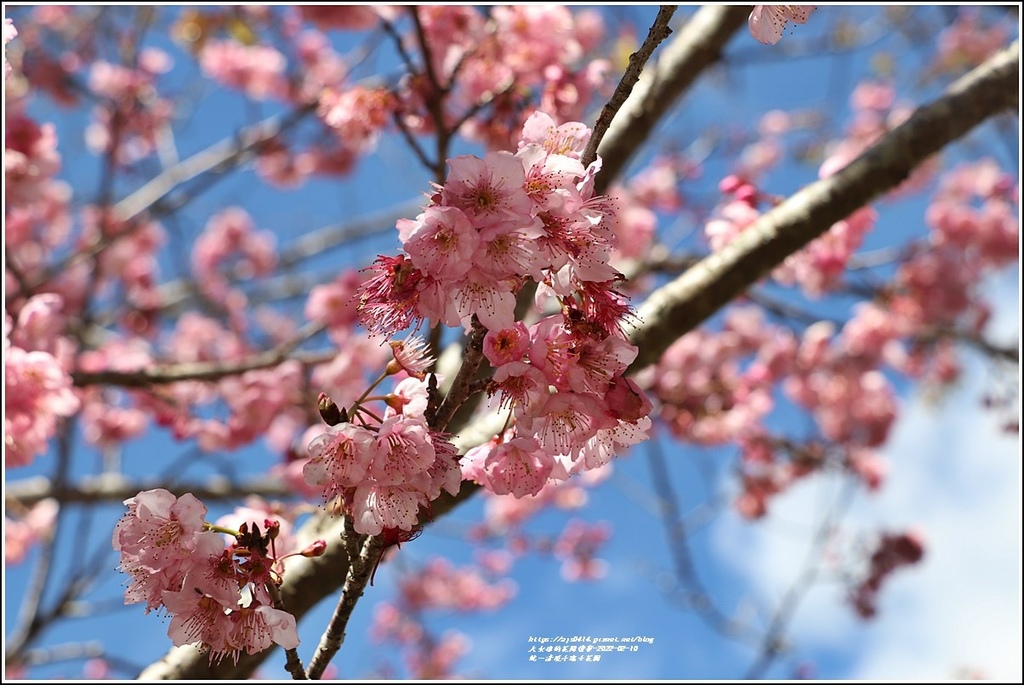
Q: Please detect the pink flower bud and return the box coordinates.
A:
[301,539,328,557]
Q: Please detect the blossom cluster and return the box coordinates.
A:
[112,488,305,664]
[303,340,462,536]
[849,529,926,619]
[352,112,652,505]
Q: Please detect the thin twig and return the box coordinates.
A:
[305,533,382,679]
[12,104,316,301]
[581,6,677,168]
[646,433,756,640]
[5,420,76,659]
[432,320,487,432]
[744,478,857,679]
[594,6,752,192]
[71,322,329,388]
[266,582,307,680]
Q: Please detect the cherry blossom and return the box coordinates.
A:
[748,6,816,46]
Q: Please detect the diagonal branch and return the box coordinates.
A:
[71,322,329,388]
[580,5,677,168]
[594,5,752,194]
[15,104,317,300]
[627,40,1019,371]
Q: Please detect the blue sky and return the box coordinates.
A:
[3,5,1020,681]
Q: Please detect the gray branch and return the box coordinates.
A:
[628,40,1019,370]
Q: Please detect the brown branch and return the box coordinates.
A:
[432,319,487,432]
[4,474,295,509]
[305,527,381,679]
[580,6,677,168]
[71,322,330,388]
[628,40,1020,371]
[594,5,752,194]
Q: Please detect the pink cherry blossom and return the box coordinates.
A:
[4,345,80,467]
[305,269,363,331]
[554,519,611,582]
[441,152,532,228]
[400,206,479,281]
[519,110,591,158]
[483,323,531,368]
[4,18,16,79]
[352,484,428,535]
[304,422,377,500]
[318,86,396,153]
[4,498,58,565]
[369,415,436,486]
[199,39,287,101]
[395,557,517,612]
[482,436,556,498]
[748,6,816,46]
[112,489,208,571]
[524,392,612,457]
[356,254,425,337]
[387,335,435,381]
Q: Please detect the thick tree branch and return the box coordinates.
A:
[628,40,1019,371]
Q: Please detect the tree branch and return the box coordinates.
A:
[628,40,1019,371]
[594,5,752,194]
[4,473,294,509]
[71,322,329,388]
[15,104,317,301]
[305,529,381,679]
[580,6,677,168]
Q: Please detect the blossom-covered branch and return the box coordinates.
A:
[628,40,1019,370]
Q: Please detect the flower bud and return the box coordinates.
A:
[300,539,327,557]
[318,391,346,426]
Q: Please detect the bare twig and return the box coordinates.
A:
[71,322,329,388]
[646,435,756,640]
[595,6,752,193]
[13,104,317,301]
[744,478,857,679]
[581,6,677,168]
[305,533,382,679]
[5,421,76,659]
